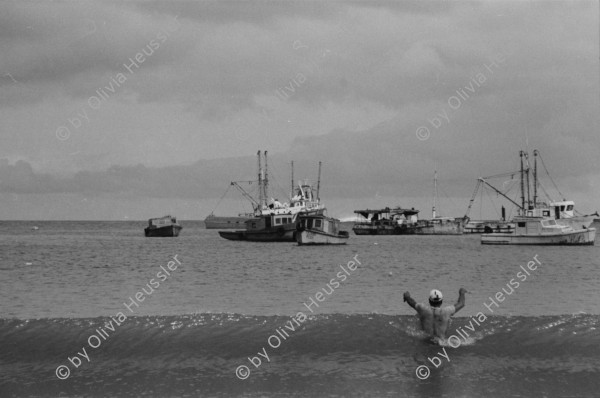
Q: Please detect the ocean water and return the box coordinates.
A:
[1,220,599,397]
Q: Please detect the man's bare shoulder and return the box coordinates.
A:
[442,305,456,316]
[415,303,432,314]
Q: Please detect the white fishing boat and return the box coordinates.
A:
[297,212,349,245]
[466,150,597,233]
[482,216,595,245]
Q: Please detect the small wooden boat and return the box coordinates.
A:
[481,217,595,245]
[297,213,349,245]
[144,215,182,237]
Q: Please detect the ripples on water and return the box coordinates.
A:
[2,221,600,397]
[1,220,599,319]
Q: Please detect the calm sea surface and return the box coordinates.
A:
[2,220,599,319]
[1,220,599,397]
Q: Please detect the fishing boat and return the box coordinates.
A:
[296,212,349,245]
[465,150,596,233]
[144,215,182,237]
[482,216,595,245]
[480,150,596,245]
[219,151,325,242]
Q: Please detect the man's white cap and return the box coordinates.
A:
[429,289,443,302]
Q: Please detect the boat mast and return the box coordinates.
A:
[316,161,322,202]
[533,149,538,208]
[432,169,438,218]
[520,150,525,214]
[257,150,263,208]
[525,151,531,210]
[291,161,294,199]
[264,150,269,204]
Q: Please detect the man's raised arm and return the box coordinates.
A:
[454,288,468,313]
[403,291,417,310]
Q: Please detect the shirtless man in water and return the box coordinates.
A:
[403,288,467,340]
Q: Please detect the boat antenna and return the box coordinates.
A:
[264,150,269,203]
[257,150,263,208]
[432,168,438,218]
[316,161,322,202]
[291,160,294,199]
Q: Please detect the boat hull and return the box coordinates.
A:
[555,216,596,230]
[353,225,398,235]
[144,225,182,237]
[297,230,349,245]
[482,227,595,245]
[352,221,463,235]
[466,216,594,234]
[406,223,463,235]
[219,228,296,242]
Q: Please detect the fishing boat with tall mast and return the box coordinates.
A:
[481,150,596,245]
[218,151,324,242]
[481,216,595,245]
[296,161,349,245]
[465,150,597,233]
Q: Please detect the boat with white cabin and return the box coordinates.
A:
[482,216,595,245]
[296,212,349,245]
[466,150,597,234]
[480,150,595,245]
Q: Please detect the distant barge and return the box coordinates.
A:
[352,207,464,235]
[353,207,419,235]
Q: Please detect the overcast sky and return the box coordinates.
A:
[0,1,598,220]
